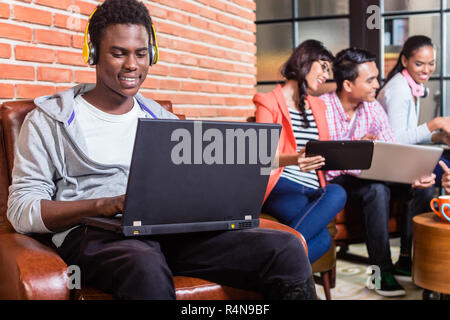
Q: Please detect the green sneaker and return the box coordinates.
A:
[374,272,406,297]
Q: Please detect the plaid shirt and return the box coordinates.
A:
[320,91,396,181]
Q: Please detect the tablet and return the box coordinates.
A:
[305,140,374,171]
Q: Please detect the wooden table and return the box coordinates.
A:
[413,212,450,295]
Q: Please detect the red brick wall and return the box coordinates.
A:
[0,0,257,120]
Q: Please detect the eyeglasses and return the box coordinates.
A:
[317,60,331,74]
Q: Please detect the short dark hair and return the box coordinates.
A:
[333,48,376,93]
[89,0,153,52]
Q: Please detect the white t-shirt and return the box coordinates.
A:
[74,95,145,169]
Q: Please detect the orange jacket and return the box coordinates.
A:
[253,84,330,202]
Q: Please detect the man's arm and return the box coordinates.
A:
[40,195,124,233]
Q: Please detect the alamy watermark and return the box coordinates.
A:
[170,121,279,175]
[67,265,81,290]
[366,5,381,30]
[366,265,381,290]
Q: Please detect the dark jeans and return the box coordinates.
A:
[57,225,312,300]
[262,177,347,263]
[330,175,433,271]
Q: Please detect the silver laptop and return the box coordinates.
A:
[358,141,443,184]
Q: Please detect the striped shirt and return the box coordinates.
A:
[320,91,396,181]
[280,108,320,189]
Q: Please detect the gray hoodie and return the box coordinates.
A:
[7,83,178,247]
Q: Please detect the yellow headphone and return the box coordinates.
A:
[82,8,159,66]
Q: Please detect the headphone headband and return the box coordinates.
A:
[82,7,159,66]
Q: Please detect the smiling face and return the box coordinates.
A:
[401,45,436,84]
[305,60,331,91]
[95,23,150,101]
[345,61,380,103]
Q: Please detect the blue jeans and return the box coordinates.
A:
[262,177,347,264]
[330,175,433,271]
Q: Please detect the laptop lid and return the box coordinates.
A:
[358,141,443,184]
[121,119,281,236]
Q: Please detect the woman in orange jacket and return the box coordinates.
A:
[253,40,346,263]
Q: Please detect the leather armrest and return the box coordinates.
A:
[0,233,70,300]
[259,218,308,256]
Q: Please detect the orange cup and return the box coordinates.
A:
[430,195,450,222]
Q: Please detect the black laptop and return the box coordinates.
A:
[81,118,281,236]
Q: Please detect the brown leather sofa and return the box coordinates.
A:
[0,99,314,300]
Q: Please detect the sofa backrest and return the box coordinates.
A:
[0,99,173,234]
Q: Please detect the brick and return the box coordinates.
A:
[54,13,87,32]
[35,0,72,10]
[73,0,98,16]
[169,66,190,78]
[141,77,159,89]
[148,64,169,77]
[158,50,178,64]
[0,3,10,19]
[159,79,180,91]
[56,85,72,93]
[145,4,168,19]
[35,29,72,47]
[17,84,56,99]
[181,81,200,92]
[15,45,54,63]
[179,1,199,15]
[74,70,96,83]
[38,67,73,83]
[72,34,84,49]
[57,50,86,66]
[167,11,189,25]
[0,64,35,80]
[0,22,32,42]
[0,43,11,58]
[0,84,15,99]
[13,5,52,26]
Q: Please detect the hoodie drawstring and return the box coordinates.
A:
[56,122,68,183]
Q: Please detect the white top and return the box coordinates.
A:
[377,72,432,144]
[280,108,320,189]
[74,95,145,169]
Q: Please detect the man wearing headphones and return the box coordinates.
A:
[6,0,315,300]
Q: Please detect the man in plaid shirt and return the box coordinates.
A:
[320,48,435,297]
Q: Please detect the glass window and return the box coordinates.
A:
[255,0,293,21]
[418,80,441,124]
[447,13,450,76]
[446,81,450,117]
[298,0,349,17]
[383,14,441,78]
[256,23,293,82]
[296,19,349,56]
[383,0,440,13]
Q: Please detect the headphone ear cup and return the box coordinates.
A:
[88,43,97,65]
[149,44,158,66]
[422,86,429,98]
[149,45,155,66]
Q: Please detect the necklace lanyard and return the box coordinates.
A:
[137,99,158,119]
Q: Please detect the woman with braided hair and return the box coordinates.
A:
[253,40,347,264]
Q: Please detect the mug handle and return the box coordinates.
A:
[430,198,439,214]
[441,203,450,221]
